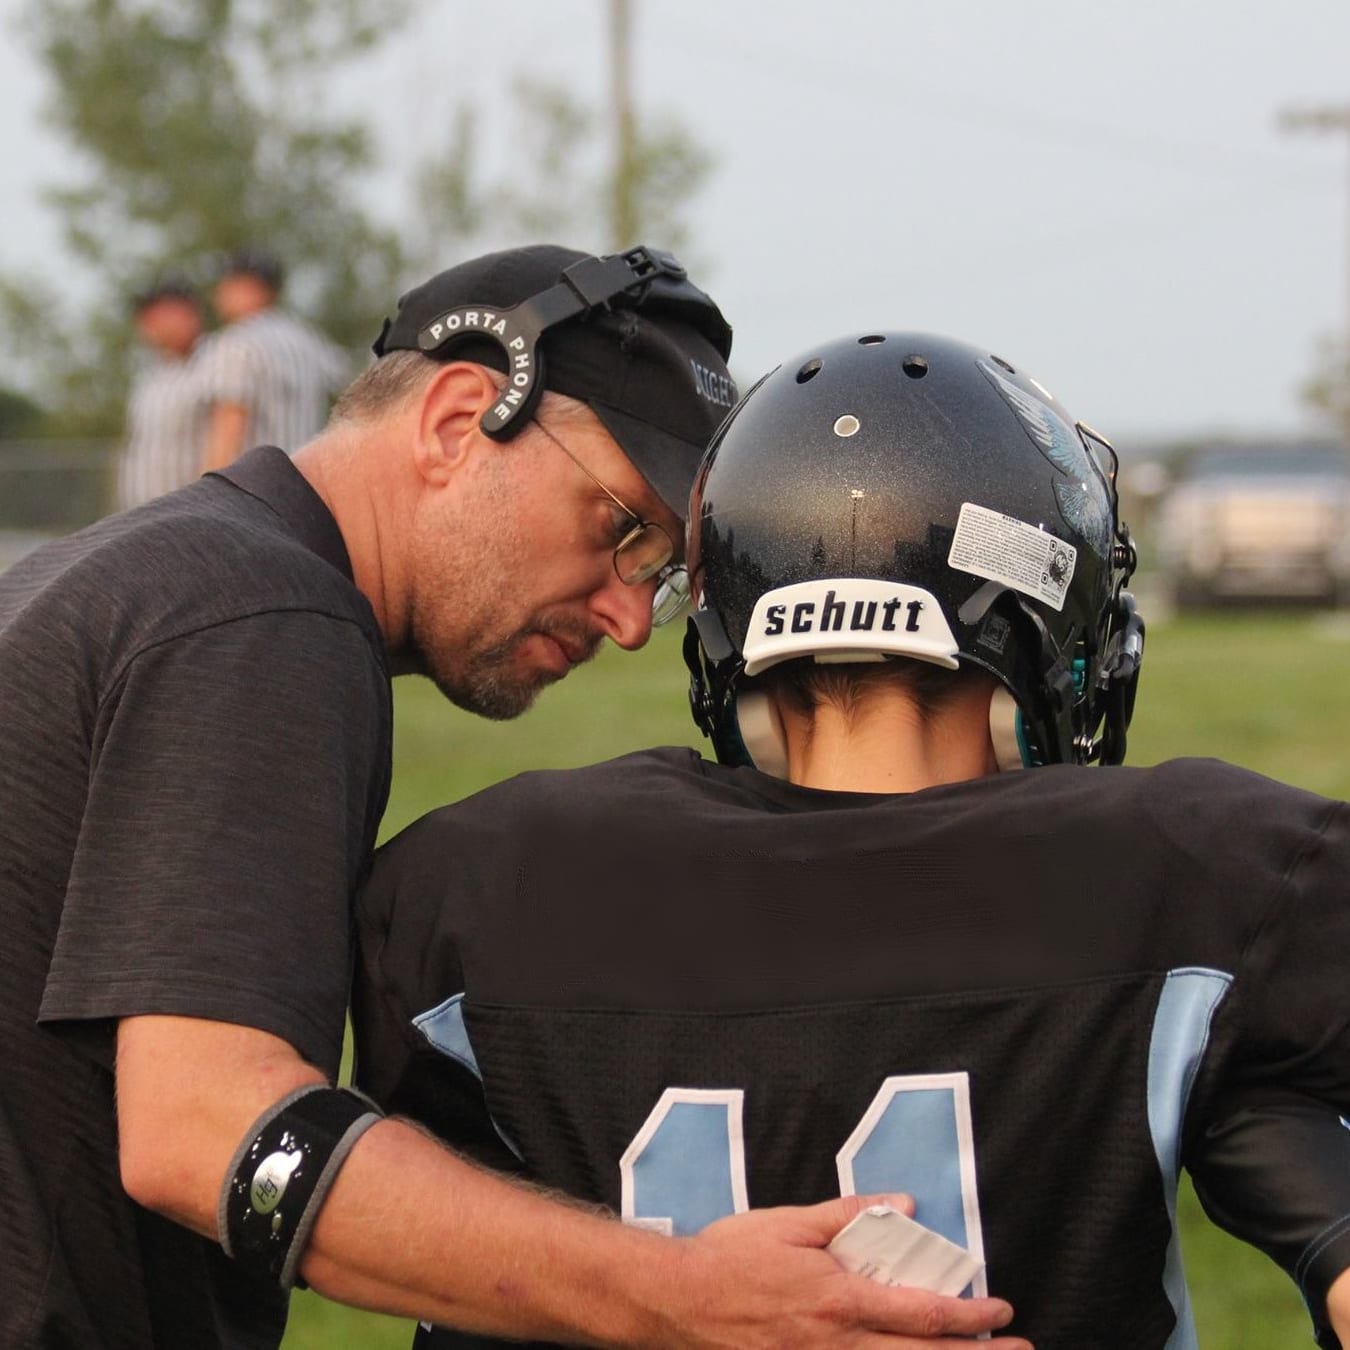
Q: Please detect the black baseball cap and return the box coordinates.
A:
[129,276,199,313]
[372,244,737,520]
[217,247,284,291]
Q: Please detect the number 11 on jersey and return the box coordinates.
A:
[619,1072,987,1299]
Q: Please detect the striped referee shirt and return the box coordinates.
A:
[195,308,351,455]
[116,351,209,511]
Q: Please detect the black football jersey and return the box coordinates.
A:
[352,750,1350,1350]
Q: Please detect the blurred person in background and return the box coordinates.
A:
[198,247,351,472]
[354,330,1350,1350]
[116,277,208,511]
[0,247,1019,1350]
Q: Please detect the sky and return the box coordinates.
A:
[2,0,1349,450]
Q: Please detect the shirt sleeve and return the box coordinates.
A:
[196,329,258,408]
[1229,798,1350,1106]
[39,609,389,1076]
[1187,795,1350,1346]
[1189,1088,1350,1350]
[319,334,353,393]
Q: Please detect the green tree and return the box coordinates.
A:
[1302,334,1350,448]
[3,2,716,438]
[0,385,48,440]
[3,0,410,434]
[413,76,714,273]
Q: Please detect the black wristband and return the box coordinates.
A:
[219,1083,383,1287]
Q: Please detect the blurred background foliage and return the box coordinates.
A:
[0,0,711,440]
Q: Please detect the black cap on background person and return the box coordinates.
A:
[127,274,203,361]
[211,247,286,324]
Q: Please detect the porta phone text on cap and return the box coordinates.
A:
[424,310,536,412]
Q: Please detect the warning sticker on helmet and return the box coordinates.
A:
[947,503,1076,612]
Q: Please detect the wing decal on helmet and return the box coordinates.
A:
[1053,477,1113,558]
[978,360,1113,556]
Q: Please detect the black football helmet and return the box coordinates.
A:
[684,331,1143,771]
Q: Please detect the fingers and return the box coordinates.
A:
[754,1191,919,1246]
[686,1199,1029,1347]
[854,1191,917,1219]
[856,1283,1015,1340]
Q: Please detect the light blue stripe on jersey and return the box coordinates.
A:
[412,992,523,1159]
[412,991,480,1076]
[1147,967,1233,1350]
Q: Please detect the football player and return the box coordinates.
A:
[354,331,1350,1348]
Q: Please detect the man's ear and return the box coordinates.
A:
[412,363,502,487]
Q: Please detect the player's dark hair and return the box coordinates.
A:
[756,657,989,726]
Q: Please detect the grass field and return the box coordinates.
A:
[281,607,1350,1349]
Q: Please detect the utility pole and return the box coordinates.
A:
[609,0,637,250]
[1278,102,1350,370]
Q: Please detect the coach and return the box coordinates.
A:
[0,244,1014,1350]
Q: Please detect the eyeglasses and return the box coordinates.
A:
[533,420,690,626]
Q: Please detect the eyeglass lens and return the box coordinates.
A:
[615,522,674,585]
[651,566,690,627]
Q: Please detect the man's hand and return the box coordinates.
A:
[202,400,249,471]
[653,1193,1031,1349]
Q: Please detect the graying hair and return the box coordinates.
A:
[331,353,587,428]
[330,350,440,424]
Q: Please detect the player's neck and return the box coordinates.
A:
[775,684,998,794]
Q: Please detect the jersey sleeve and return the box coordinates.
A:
[1189,1087,1350,1349]
[196,329,258,407]
[1227,797,1350,1106]
[38,609,389,1076]
[1188,795,1350,1345]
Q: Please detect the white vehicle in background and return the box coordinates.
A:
[1158,443,1350,608]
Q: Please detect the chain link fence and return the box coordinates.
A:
[0,440,117,570]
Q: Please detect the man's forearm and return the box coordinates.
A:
[300,1117,674,1346]
[118,1016,1025,1349]
[203,401,249,471]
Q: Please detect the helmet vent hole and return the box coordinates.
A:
[796,359,823,383]
[858,334,886,346]
[902,356,928,379]
[834,414,861,437]
[991,354,1016,374]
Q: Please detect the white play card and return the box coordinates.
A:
[827,1204,984,1297]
